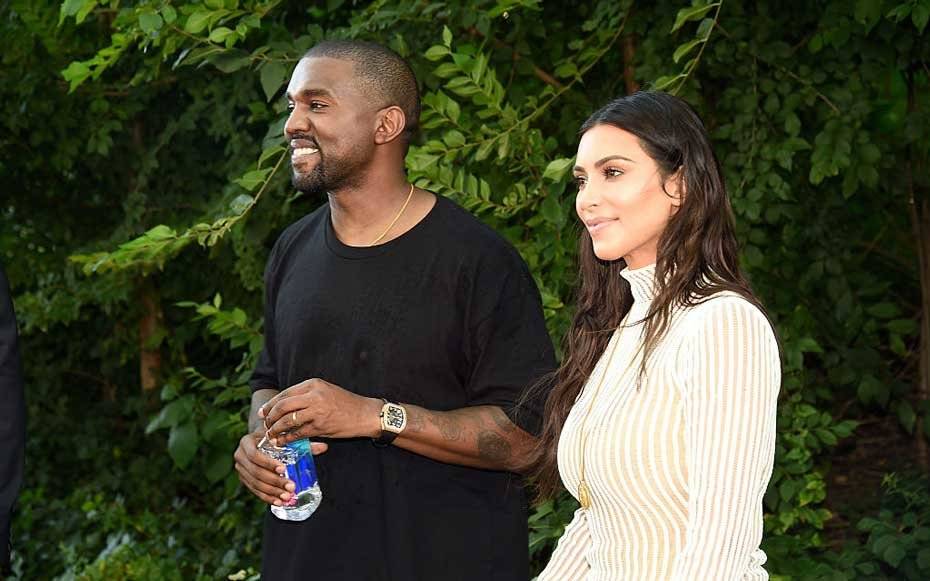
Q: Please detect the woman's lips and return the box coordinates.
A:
[585,218,618,234]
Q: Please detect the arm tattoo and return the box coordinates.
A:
[488,407,517,433]
[477,430,513,464]
[406,408,427,434]
[431,412,464,442]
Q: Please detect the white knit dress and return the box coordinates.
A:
[538,263,781,581]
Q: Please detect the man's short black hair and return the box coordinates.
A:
[305,40,420,142]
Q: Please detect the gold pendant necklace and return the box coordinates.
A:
[575,329,625,510]
[368,183,415,246]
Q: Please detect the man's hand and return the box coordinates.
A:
[233,427,329,505]
[260,378,382,445]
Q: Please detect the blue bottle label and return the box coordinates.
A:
[285,439,318,494]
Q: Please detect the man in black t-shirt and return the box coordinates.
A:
[232,41,555,580]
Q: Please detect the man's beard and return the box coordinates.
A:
[291,147,366,195]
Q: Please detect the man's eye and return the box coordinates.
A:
[286,102,295,111]
[309,101,327,110]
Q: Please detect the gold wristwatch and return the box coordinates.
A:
[373,399,407,447]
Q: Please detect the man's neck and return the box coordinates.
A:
[328,173,431,247]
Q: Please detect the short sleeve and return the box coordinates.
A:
[250,242,282,393]
[464,252,556,435]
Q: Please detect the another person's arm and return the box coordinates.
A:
[669,298,781,579]
[0,266,25,573]
[264,258,555,473]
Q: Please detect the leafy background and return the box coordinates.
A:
[1,0,929,579]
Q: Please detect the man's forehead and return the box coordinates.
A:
[286,56,358,97]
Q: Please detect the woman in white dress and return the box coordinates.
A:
[529,91,781,580]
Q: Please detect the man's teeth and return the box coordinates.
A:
[292,147,319,156]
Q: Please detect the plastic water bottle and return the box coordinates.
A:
[259,438,322,521]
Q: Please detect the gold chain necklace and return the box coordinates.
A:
[575,328,631,510]
[368,183,415,246]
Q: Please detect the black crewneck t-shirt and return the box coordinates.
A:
[251,195,555,580]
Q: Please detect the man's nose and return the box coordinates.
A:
[284,107,309,138]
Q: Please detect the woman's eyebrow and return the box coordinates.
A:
[594,154,635,167]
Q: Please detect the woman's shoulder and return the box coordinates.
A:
[677,290,775,338]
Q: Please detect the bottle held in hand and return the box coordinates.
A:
[259,437,322,521]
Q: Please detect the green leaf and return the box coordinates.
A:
[146,396,195,434]
[185,10,213,34]
[260,62,287,102]
[425,45,450,61]
[796,337,823,353]
[854,0,883,31]
[888,318,917,334]
[61,61,91,92]
[258,145,286,168]
[917,547,930,570]
[235,168,272,192]
[653,74,683,91]
[161,5,178,24]
[913,3,930,32]
[696,17,715,39]
[205,446,232,483]
[896,400,916,434]
[539,195,563,226]
[542,157,573,182]
[209,50,251,73]
[673,39,702,64]
[442,25,453,47]
[138,12,163,34]
[868,302,900,318]
[60,0,97,25]
[209,26,235,43]
[168,422,199,469]
[884,542,907,568]
[672,3,717,33]
[443,130,466,148]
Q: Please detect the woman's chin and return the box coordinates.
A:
[592,244,626,263]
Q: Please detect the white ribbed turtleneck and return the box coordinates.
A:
[538,263,781,581]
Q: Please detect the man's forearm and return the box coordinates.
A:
[392,405,534,473]
[250,388,280,433]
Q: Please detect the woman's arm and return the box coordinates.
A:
[670,298,781,580]
[538,507,592,580]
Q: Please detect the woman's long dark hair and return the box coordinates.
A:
[525,91,768,501]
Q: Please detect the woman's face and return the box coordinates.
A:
[573,124,682,268]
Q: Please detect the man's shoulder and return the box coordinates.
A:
[432,196,525,268]
[268,203,329,264]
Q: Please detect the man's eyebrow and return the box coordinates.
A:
[286,88,335,100]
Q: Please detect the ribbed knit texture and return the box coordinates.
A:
[538,263,781,580]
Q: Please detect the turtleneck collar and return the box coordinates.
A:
[620,262,657,303]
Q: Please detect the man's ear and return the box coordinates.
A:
[373,106,407,145]
[666,167,686,208]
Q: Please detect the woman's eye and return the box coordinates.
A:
[604,167,624,178]
[574,176,587,189]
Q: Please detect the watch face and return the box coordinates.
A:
[384,405,405,431]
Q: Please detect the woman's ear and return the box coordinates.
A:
[373,106,407,145]
[665,167,686,208]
